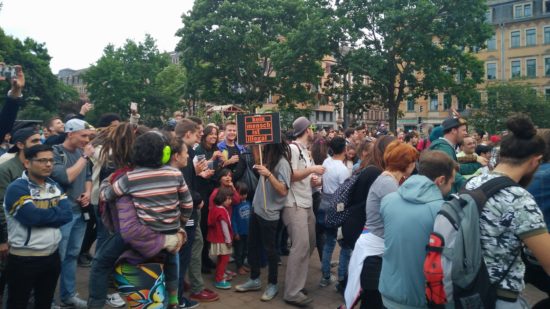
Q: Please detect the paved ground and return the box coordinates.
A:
[71,250,548,309]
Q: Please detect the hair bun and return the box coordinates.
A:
[506,114,536,140]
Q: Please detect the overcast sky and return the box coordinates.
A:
[0,0,195,74]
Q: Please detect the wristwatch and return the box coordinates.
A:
[82,154,89,159]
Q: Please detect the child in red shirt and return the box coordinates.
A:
[208,186,235,289]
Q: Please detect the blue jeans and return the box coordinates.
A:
[178,226,196,303]
[59,212,87,302]
[93,204,109,252]
[321,227,337,278]
[88,233,126,308]
[165,252,179,295]
[337,241,352,281]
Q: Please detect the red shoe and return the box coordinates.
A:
[190,289,220,302]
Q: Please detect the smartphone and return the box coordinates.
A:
[0,65,16,80]
[130,102,138,112]
[207,161,214,170]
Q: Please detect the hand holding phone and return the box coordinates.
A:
[130,102,138,114]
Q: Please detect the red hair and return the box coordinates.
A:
[383,140,419,172]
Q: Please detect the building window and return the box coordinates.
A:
[487,62,497,80]
[545,1,550,14]
[545,88,550,100]
[443,94,452,110]
[545,57,550,76]
[316,111,320,121]
[329,112,333,122]
[323,111,327,121]
[407,97,415,111]
[526,29,536,46]
[487,35,497,50]
[514,2,532,19]
[485,9,493,23]
[430,96,438,111]
[457,99,465,111]
[526,59,536,78]
[545,27,550,44]
[511,60,521,78]
[511,31,521,48]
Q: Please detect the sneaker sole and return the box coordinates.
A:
[189,295,220,302]
[260,293,278,301]
[235,286,262,292]
[284,298,313,307]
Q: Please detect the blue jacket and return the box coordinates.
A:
[231,200,250,236]
[217,140,245,154]
[379,175,443,309]
[4,172,72,256]
[528,163,550,230]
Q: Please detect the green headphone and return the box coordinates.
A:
[152,131,172,165]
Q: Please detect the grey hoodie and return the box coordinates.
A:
[379,175,444,309]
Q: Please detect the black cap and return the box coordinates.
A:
[8,127,39,153]
[441,117,467,131]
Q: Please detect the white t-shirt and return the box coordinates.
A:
[322,156,350,194]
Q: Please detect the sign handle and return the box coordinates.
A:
[259,144,267,210]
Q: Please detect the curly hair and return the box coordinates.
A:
[132,131,168,168]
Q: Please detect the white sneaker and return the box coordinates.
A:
[106,293,126,308]
[60,294,88,309]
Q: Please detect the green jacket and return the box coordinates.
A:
[428,138,466,192]
[0,155,24,243]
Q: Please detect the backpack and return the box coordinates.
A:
[324,170,362,228]
[424,176,519,309]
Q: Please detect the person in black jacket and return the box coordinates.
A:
[0,64,25,299]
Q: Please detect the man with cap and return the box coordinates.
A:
[429,117,469,191]
[45,102,92,146]
[50,118,95,308]
[0,127,41,295]
[282,116,325,306]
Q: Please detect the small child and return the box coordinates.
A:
[102,131,192,307]
[231,182,251,275]
[208,186,235,289]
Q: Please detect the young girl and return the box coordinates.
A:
[208,187,235,289]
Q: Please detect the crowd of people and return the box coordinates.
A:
[0,65,549,309]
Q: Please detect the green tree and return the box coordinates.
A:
[469,83,550,133]
[83,35,174,126]
[176,0,334,113]
[0,28,79,121]
[330,0,492,131]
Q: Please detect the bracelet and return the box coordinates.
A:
[266,173,272,179]
[82,154,89,159]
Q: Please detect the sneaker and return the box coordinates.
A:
[260,283,278,301]
[235,278,262,292]
[225,270,237,277]
[335,280,346,296]
[223,273,233,281]
[179,297,200,309]
[284,292,313,307]
[77,254,92,268]
[214,280,232,290]
[106,293,125,308]
[319,275,336,287]
[60,294,88,308]
[189,289,219,302]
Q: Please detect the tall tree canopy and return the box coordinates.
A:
[176,0,335,112]
[83,35,177,126]
[0,28,79,120]
[470,83,550,133]
[330,0,492,131]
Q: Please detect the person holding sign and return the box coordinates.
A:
[235,142,292,303]
[282,116,325,307]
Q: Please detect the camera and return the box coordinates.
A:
[0,65,16,80]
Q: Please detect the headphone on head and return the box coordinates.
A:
[151,131,172,165]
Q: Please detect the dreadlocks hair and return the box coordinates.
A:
[96,122,147,169]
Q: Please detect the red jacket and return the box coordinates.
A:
[208,187,241,214]
[207,205,232,244]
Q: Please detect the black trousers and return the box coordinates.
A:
[6,251,61,309]
[233,234,248,269]
[248,212,279,284]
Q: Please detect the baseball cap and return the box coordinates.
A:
[8,127,39,153]
[65,119,95,133]
[441,117,467,131]
[292,117,311,137]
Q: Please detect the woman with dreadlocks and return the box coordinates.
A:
[235,141,292,302]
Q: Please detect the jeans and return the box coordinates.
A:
[164,251,180,302]
[178,226,196,302]
[6,252,61,309]
[337,240,352,281]
[88,233,127,308]
[321,227,336,278]
[248,212,279,284]
[94,204,109,252]
[233,235,248,269]
[59,212,87,302]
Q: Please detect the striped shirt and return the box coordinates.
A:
[103,166,193,233]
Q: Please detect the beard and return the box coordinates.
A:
[518,169,536,188]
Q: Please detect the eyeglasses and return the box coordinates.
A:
[31,158,54,164]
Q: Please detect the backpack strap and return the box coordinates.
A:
[463,176,518,213]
